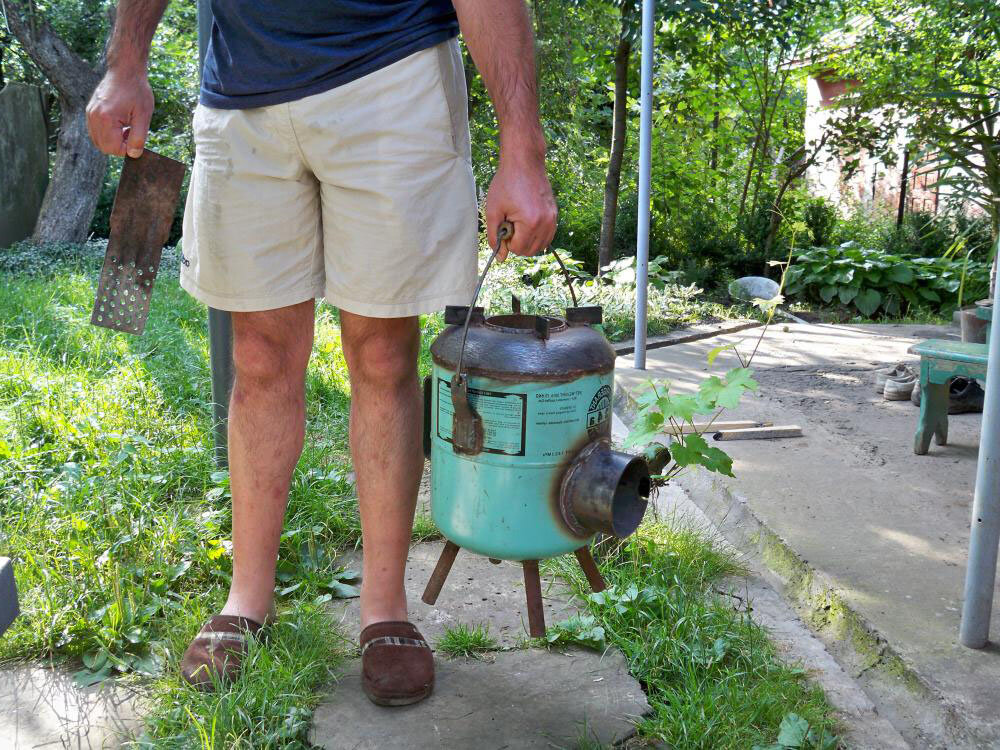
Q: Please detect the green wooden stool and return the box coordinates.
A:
[908,339,988,455]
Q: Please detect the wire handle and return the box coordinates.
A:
[454,220,513,379]
[449,220,579,455]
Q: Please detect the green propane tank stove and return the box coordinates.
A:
[421,228,652,637]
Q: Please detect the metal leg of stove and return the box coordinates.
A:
[574,546,607,593]
[522,559,546,638]
[421,540,460,605]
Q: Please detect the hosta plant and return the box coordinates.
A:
[783,242,990,317]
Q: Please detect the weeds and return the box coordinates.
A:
[548,521,840,750]
[435,623,498,659]
[136,602,344,748]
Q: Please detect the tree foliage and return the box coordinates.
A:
[826,0,1000,240]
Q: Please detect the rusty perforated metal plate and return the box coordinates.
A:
[91,150,185,335]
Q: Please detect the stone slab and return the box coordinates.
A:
[329,543,583,648]
[309,647,649,750]
[0,83,48,248]
[615,322,999,747]
[0,557,18,636]
[0,665,142,749]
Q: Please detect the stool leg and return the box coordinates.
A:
[522,560,546,638]
[935,412,949,446]
[574,546,607,593]
[915,380,948,455]
[421,541,460,605]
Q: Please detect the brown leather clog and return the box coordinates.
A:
[360,621,434,706]
[180,614,266,691]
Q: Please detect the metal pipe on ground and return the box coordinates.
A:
[0,557,18,636]
[960,238,1000,648]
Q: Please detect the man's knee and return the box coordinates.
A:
[342,316,418,388]
[232,309,312,386]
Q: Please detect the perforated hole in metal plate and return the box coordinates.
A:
[92,255,155,334]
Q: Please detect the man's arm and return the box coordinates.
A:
[86,0,168,157]
[452,0,557,259]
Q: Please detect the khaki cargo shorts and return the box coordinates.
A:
[180,38,478,317]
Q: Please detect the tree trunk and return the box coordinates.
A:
[896,148,910,228]
[763,135,829,256]
[598,33,631,273]
[34,98,108,242]
[4,0,107,243]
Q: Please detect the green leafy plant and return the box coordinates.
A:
[477,248,729,343]
[546,614,607,651]
[598,255,685,289]
[624,366,758,480]
[752,712,839,750]
[436,623,498,659]
[519,249,591,287]
[783,242,990,317]
[622,231,802,481]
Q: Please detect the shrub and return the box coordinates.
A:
[803,198,838,247]
[478,251,726,341]
[831,204,896,249]
[885,211,955,257]
[783,242,991,317]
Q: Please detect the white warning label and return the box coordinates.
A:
[437,378,527,456]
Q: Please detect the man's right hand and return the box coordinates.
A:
[86,69,154,158]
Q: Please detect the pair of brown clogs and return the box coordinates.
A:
[180,615,433,706]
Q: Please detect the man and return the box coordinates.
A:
[86,0,556,706]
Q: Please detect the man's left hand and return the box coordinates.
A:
[484,152,557,261]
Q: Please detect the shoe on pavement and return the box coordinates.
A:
[875,363,912,394]
[949,377,985,414]
[360,621,434,706]
[884,372,917,401]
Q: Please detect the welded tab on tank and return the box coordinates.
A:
[449,374,484,455]
[444,305,484,325]
[565,306,603,325]
[439,377,526,456]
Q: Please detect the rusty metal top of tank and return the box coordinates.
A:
[431,314,616,382]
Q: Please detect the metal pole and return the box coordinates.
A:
[633,0,654,370]
[198,0,234,468]
[960,235,1000,648]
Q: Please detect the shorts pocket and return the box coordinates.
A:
[435,39,472,163]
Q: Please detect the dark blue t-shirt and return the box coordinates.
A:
[201,0,459,109]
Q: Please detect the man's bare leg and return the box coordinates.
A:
[340,312,423,628]
[220,301,315,624]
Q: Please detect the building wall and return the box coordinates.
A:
[804,70,941,217]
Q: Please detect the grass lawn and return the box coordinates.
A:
[1,245,837,748]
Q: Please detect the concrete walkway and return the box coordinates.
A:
[0,662,141,749]
[614,322,998,748]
